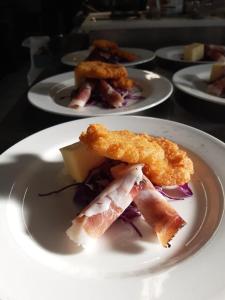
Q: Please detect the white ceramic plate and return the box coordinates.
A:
[173,64,225,105]
[156,45,213,64]
[28,69,173,117]
[61,48,155,67]
[0,115,225,300]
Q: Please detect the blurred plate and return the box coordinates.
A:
[156,45,214,64]
[61,48,155,67]
[173,64,225,105]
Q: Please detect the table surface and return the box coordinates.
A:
[0,55,225,155]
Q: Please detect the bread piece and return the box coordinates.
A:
[183,43,204,62]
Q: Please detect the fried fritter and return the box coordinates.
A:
[92,39,137,62]
[80,124,194,186]
[75,61,127,82]
[111,48,138,62]
[111,77,135,89]
[92,39,118,50]
[143,136,194,186]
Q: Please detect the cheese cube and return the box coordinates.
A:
[60,142,105,182]
[210,63,225,82]
[183,43,205,62]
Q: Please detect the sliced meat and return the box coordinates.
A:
[133,175,186,247]
[205,44,225,62]
[207,76,225,97]
[99,79,124,108]
[68,80,94,108]
[66,164,144,247]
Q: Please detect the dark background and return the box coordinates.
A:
[0,0,84,78]
[0,0,148,79]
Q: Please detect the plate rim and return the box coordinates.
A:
[2,115,225,155]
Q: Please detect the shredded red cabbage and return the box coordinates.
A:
[155,183,193,200]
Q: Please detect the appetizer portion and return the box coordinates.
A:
[68,61,143,109]
[207,63,225,97]
[86,39,138,64]
[61,124,194,248]
[183,43,225,62]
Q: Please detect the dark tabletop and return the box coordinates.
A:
[0,49,225,155]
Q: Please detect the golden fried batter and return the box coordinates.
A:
[80,124,194,186]
[92,39,118,50]
[111,48,138,62]
[92,39,137,62]
[75,61,127,82]
[143,136,194,186]
[111,77,135,89]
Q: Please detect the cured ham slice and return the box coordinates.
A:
[207,76,225,97]
[134,176,186,247]
[68,80,94,108]
[99,79,124,108]
[66,164,143,247]
[205,44,225,62]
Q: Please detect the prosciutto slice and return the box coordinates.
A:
[99,79,124,108]
[68,80,94,108]
[207,76,225,97]
[66,164,143,247]
[134,176,186,247]
[205,44,225,62]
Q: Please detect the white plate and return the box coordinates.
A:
[0,115,225,300]
[156,45,213,64]
[61,48,155,67]
[173,64,225,105]
[28,69,173,117]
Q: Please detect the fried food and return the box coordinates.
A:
[111,77,135,89]
[143,136,194,186]
[90,39,138,62]
[75,61,127,82]
[92,39,118,50]
[80,124,194,186]
[111,48,138,62]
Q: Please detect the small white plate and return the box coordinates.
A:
[156,45,213,64]
[173,64,225,105]
[28,69,173,117]
[0,116,225,300]
[61,48,155,67]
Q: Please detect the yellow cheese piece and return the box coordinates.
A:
[60,142,105,182]
[183,43,204,62]
[210,63,225,82]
